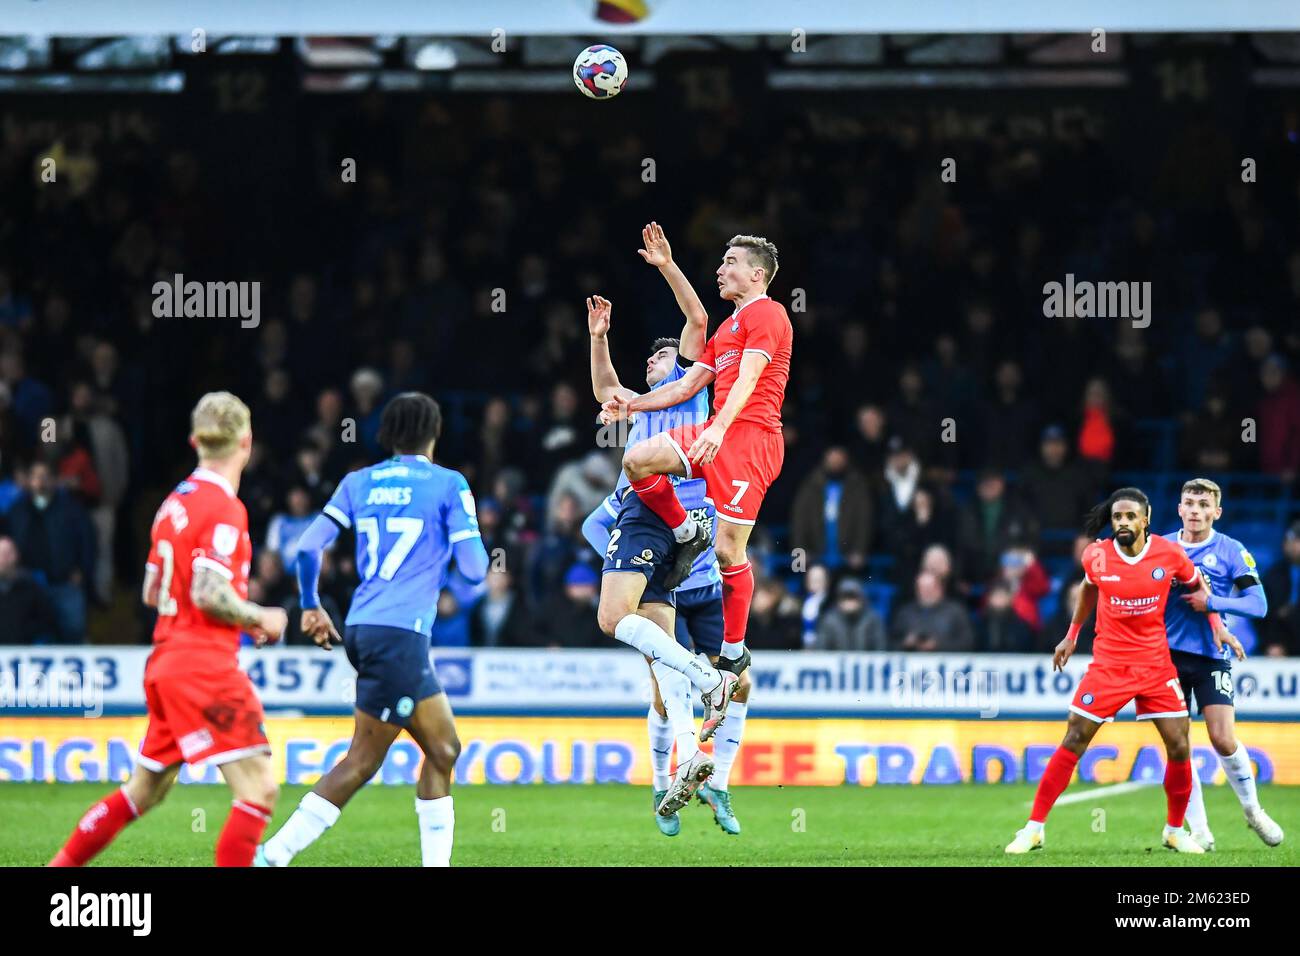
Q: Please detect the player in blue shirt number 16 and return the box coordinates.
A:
[1163,478,1283,850]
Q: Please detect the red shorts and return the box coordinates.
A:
[1070,660,1189,723]
[662,418,784,525]
[139,661,269,770]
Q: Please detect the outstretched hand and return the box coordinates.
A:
[587,294,612,337]
[637,222,672,268]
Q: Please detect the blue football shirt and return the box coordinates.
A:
[324,454,480,636]
[1162,528,1262,660]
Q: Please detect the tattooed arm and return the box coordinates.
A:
[191,566,287,645]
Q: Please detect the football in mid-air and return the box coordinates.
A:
[573,44,628,100]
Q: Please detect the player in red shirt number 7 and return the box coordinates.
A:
[49,392,288,867]
[1006,487,1239,856]
[602,229,792,728]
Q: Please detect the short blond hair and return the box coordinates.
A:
[190,391,251,460]
[727,234,779,286]
[1181,477,1222,507]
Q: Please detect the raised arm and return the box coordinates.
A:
[638,222,708,360]
[616,362,714,417]
[587,295,628,405]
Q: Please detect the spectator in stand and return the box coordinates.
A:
[800,563,831,647]
[1178,383,1242,473]
[466,396,514,495]
[533,563,604,648]
[886,365,939,465]
[957,469,1038,586]
[3,461,94,642]
[919,542,957,596]
[253,550,295,608]
[1019,424,1095,555]
[746,578,802,650]
[1261,521,1300,656]
[1178,306,1229,411]
[980,360,1037,470]
[892,570,974,652]
[429,590,472,647]
[61,382,128,603]
[890,486,957,587]
[547,450,617,532]
[1076,377,1118,473]
[790,445,872,572]
[0,536,56,642]
[1257,355,1300,481]
[876,437,922,552]
[528,491,588,607]
[266,486,316,570]
[998,546,1051,633]
[848,404,889,487]
[536,382,585,480]
[977,581,1033,653]
[0,350,52,447]
[56,419,102,508]
[471,569,533,647]
[814,577,887,651]
[348,367,386,457]
[1043,579,1096,655]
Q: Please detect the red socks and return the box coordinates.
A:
[1164,758,1193,828]
[630,475,688,530]
[1030,747,1080,823]
[215,800,273,867]
[48,787,139,867]
[720,562,754,646]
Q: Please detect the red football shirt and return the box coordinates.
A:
[145,468,252,671]
[695,295,793,432]
[1081,534,1199,664]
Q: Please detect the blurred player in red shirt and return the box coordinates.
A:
[1006,487,1235,856]
[601,227,791,734]
[49,392,287,867]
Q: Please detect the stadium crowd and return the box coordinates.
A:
[1,82,1299,653]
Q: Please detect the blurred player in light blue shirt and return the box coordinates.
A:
[1162,478,1282,851]
[260,392,488,870]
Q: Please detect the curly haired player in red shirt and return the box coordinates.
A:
[601,228,791,737]
[48,393,287,867]
[1006,487,1238,856]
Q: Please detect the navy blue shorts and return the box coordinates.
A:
[601,493,676,608]
[1171,648,1233,714]
[343,624,442,726]
[675,582,723,658]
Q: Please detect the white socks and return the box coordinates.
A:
[1185,765,1209,832]
[416,796,455,867]
[647,707,673,791]
[720,640,745,662]
[652,661,698,763]
[671,517,697,543]
[1219,743,1259,811]
[710,700,747,790]
[614,614,720,693]
[262,791,340,866]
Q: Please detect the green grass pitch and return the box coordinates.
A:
[2,782,1296,866]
